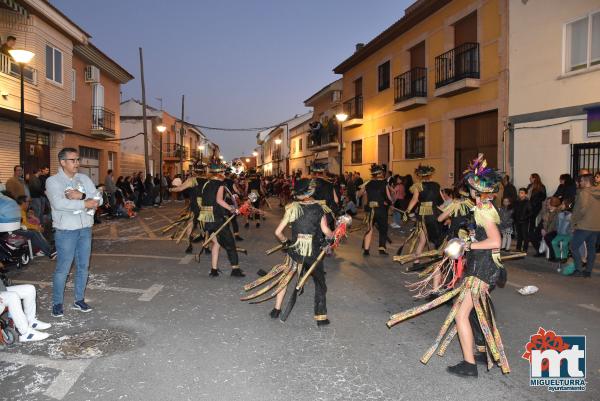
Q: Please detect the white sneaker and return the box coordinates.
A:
[390,223,401,228]
[20,328,50,342]
[35,251,45,257]
[30,319,51,330]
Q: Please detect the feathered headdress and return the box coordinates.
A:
[370,163,384,176]
[463,154,500,193]
[415,164,435,177]
[292,178,317,200]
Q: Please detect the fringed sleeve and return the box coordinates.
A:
[410,182,423,194]
[474,203,500,227]
[283,202,303,224]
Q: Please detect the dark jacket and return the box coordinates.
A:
[513,198,532,223]
[553,183,577,201]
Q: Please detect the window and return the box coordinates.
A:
[405,125,425,159]
[71,69,76,101]
[108,151,116,170]
[565,12,600,72]
[45,45,63,84]
[298,138,303,152]
[588,107,600,136]
[378,61,390,91]
[351,140,362,164]
[79,146,100,161]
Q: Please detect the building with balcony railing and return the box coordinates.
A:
[333,0,508,183]
[0,2,133,182]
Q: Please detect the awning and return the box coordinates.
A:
[1,0,28,17]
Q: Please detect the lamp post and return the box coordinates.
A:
[198,144,205,165]
[157,124,167,204]
[335,112,348,178]
[274,138,282,176]
[9,49,34,169]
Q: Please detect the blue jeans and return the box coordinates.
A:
[570,229,599,274]
[52,227,92,305]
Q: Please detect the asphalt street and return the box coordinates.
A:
[1,201,598,401]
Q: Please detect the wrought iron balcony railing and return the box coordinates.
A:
[0,53,38,85]
[91,107,115,134]
[394,67,427,103]
[434,42,480,88]
[343,95,363,119]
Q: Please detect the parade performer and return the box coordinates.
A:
[164,161,207,253]
[224,167,244,241]
[387,154,510,378]
[358,164,392,255]
[245,169,264,229]
[241,178,348,326]
[397,164,444,269]
[199,160,245,277]
[311,161,339,213]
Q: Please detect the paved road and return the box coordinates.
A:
[1,202,598,401]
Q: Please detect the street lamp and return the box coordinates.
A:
[335,112,348,177]
[274,138,282,175]
[198,144,205,165]
[157,124,167,204]
[9,49,34,169]
[252,151,258,157]
[245,158,250,163]
[219,155,224,160]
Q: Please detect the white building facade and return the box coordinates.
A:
[509,0,600,194]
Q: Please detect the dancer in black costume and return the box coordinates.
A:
[399,164,444,269]
[358,164,392,255]
[199,160,245,278]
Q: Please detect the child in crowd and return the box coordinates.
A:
[499,197,514,251]
[513,188,532,252]
[540,197,561,259]
[551,198,573,262]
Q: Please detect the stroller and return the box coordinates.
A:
[0,193,31,269]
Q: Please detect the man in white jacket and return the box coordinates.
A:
[46,148,101,318]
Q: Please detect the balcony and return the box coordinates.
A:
[0,54,38,85]
[308,124,339,151]
[91,107,115,137]
[343,95,363,129]
[164,143,187,160]
[394,67,427,111]
[434,42,480,97]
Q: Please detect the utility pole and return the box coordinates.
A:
[179,95,185,175]
[139,47,150,175]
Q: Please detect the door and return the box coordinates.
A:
[455,110,498,181]
[378,133,390,172]
[454,11,477,46]
[24,132,50,176]
[410,41,426,69]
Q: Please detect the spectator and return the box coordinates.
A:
[15,196,55,258]
[569,175,600,277]
[553,174,577,200]
[540,197,561,259]
[527,173,547,254]
[513,188,532,252]
[28,168,43,221]
[0,282,51,342]
[46,147,101,317]
[551,199,572,262]
[133,172,145,208]
[104,169,116,206]
[390,175,407,228]
[354,172,363,206]
[5,165,26,200]
[499,197,514,251]
[499,175,517,205]
[39,166,50,222]
[0,35,16,57]
[595,171,600,186]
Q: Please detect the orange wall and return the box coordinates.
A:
[64,54,123,178]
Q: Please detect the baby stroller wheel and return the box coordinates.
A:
[20,253,31,266]
[2,326,18,346]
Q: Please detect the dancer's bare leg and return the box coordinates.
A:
[455,291,475,363]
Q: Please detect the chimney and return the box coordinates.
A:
[355,43,365,52]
